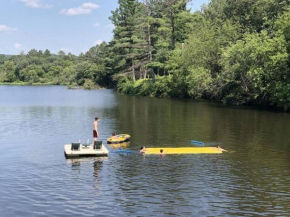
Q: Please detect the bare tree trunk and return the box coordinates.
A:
[146,0,153,80]
[171,11,175,49]
[132,59,136,83]
[145,0,153,62]
[144,69,147,79]
[141,65,147,79]
[140,65,143,79]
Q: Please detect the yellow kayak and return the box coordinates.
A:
[145,147,225,155]
[107,134,130,144]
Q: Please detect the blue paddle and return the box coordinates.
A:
[110,150,133,154]
[191,140,221,147]
[191,140,205,146]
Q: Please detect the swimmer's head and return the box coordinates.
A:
[160,149,163,153]
[112,132,116,136]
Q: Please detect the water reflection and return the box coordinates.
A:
[70,159,81,168]
[66,157,108,189]
[93,158,106,189]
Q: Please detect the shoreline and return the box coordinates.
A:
[0,82,106,90]
[0,82,56,86]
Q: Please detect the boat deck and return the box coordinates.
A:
[64,144,109,158]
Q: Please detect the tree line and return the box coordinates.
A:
[1,0,290,110]
[0,47,112,89]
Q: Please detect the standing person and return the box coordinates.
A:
[93,117,100,141]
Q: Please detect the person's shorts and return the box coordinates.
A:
[93,130,98,138]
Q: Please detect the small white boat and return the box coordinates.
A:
[64,141,109,158]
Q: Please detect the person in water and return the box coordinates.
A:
[140,146,147,153]
[159,149,166,155]
[93,117,100,141]
[111,132,118,139]
[217,146,226,151]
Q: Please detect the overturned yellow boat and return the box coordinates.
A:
[107,134,130,144]
[145,147,226,155]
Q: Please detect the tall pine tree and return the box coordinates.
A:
[110,0,147,82]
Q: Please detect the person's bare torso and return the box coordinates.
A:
[93,121,98,131]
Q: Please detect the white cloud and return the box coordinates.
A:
[59,2,100,16]
[82,2,99,9]
[93,22,100,27]
[18,0,52,8]
[14,43,23,49]
[94,40,103,46]
[0,25,18,32]
[106,24,115,29]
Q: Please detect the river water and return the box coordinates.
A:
[0,85,290,216]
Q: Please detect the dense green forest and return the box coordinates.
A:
[1,0,290,110]
[0,47,112,89]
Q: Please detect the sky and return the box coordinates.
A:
[0,0,209,55]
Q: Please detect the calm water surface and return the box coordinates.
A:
[0,86,290,216]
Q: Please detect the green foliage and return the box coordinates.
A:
[19,65,44,84]
[67,82,78,89]
[0,46,112,88]
[186,67,212,99]
[138,79,154,96]
[275,8,290,52]
[182,22,221,75]
[83,79,96,90]
[219,31,289,105]
[0,61,16,82]
[151,76,172,97]
[117,76,174,97]
[117,77,135,95]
